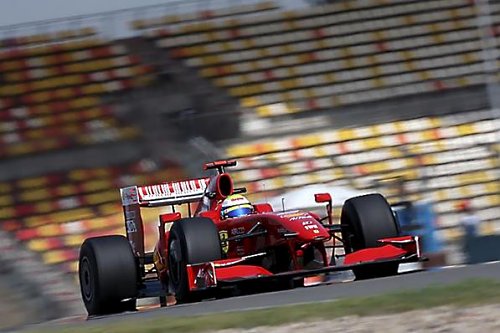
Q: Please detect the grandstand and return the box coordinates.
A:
[0,22,189,317]
[0,29,153,159]
[149,0,499,116]
[0,0,498,322]
[225,111,499,241]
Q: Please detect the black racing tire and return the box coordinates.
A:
[340,193,400,279]
[79,235,138,316]
[168,217,222,303]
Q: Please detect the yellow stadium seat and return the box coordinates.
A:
[84,191,119,205]
[295,134,321,147]
[42,250,68,264]
[226,146,251,158]
[240,97,259,108]
[19,188,50,202]
[0,195,12,206]
[38,224,61,237]
[64,234,86,247]
[82,179,112,192]
[35,201,54,214]
[486,182,499,194]
[50,208,94,224]
[0,183,12,194]
[28,239,53,252]
[480,221,495,236]
[0,207,15,219]
[97,203,121,216]
[56,185,78,197]
[17,177,48,189]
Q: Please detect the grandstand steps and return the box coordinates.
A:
[101,38,216,169]
[122,36,223,113]
[122,36,242,142]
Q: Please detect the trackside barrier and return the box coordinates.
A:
[393,201,446,267]
[393,201,444,254]
[465,235,500,264]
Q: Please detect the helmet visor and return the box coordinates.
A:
[224,205,253,218]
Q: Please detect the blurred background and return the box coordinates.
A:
[0,0,498,329]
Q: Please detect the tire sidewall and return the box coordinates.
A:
[79,242,101,313]
[168,226,190,301]
[341,193,399,252]
[341,193,401,279]
[79,235,138,315]
[168,218,222,302]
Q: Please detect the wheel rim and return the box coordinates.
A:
[80,257,94,302]
[168,233,183,287]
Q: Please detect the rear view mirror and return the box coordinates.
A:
[199,211,220,220]
[160,212,181,224]
[315,193,332,225]
[315,193,332,203]
[254,203,273,213]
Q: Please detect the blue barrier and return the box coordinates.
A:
[393,201,443,254]
[465,236,500,264]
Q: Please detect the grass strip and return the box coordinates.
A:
[37,278,500,333]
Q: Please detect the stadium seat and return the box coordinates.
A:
[0,32,156,159]
[0,0,498,290]
[226,112,499,242]
[0,161,186,274]
[0,28,96,49]
[131,2,279,30]
[146,0,497,117]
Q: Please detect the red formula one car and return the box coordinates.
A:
[78,160,423,315]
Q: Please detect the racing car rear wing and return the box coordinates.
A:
[204,159,236,173]
[120,178,211,208]
[119,160,239,258]
[120,178,210,257]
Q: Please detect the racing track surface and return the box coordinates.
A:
[81,261,500,325]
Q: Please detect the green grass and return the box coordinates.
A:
[37,279,500,333]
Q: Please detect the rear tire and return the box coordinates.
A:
[341,193,400,279]
[168,218,222,303]
[79,235,138,315]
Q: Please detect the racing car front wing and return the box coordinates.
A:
[186,235,423,291]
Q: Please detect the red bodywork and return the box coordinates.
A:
[120,160,422,295]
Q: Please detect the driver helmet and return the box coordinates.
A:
[220,194,254,219]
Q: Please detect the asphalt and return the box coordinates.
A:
[78,261,500,325]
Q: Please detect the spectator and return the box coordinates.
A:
[457,200,481,262]
[458,200,481,239]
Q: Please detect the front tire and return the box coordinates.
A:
[79,235,138,315]
[341,193,400,279]
[168,218,222,303]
